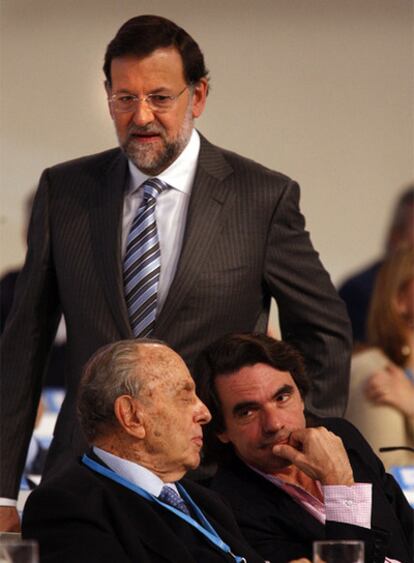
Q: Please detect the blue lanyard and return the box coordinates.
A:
[82,455,247,563]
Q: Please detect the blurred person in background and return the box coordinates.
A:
[339,185,414,343]
[346,246,414,468]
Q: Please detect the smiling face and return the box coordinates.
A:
[139,354,211,480]
[107,47,207,175]
[215,363,306,473]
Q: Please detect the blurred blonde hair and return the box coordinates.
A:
[368,246,414,365]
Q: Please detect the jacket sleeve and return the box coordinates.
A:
[0,171,61,498]
[263,179,352,417]
[22,485,135,563]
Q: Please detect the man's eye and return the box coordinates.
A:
[118,95,135,103]
[150,95,171,105]
[236,408,254,419]
[276,393,291,403]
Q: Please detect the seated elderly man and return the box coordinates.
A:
[195,334,413,563]
[22,339,268,563]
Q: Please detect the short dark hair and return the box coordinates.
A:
[103,15,209,88]
[194,333,310,461]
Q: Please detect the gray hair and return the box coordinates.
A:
[77,338,165,442]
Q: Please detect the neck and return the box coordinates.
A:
[94,440,186,483]
[271,464,323,501]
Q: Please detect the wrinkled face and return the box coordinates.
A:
[141,360,211,477]
[107,47,207,175]
[215,363,306,473]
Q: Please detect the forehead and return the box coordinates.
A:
[145,362,195,399]
[110,47,186,87]
[215,364,299,405]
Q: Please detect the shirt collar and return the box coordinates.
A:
[93,446,168,497]
[127,128,200,195]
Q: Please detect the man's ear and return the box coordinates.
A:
[191,78,208,119]
[104,80,115,120]
[114,395,145,439]
[217,430,230,444]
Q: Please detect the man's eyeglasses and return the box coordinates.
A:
[109,86,189,113]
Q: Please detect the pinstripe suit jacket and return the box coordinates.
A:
[0,134,351,497]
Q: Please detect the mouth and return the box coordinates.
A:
[259,434,291,451]
[129,132,161,144]
[192,436,203,448]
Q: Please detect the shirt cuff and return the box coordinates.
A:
[0,498,17,507]
[323,483,372,529]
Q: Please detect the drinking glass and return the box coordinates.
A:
[0,539,38,563]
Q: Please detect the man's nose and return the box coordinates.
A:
[261,405,283,434]
[131,100,155,127]
[195,397,212,425]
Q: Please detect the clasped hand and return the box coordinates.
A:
[272,426,354,486]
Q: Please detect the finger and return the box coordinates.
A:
[272,442,304,463]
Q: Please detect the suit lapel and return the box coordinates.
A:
[239,460,326,540]
[154,135,234,336]
[89,150,132,338]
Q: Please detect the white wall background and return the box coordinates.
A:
[1,0,413,287]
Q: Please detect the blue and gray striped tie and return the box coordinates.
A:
[123,178,167,337]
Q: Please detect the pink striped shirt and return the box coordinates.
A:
[251,466,400,563]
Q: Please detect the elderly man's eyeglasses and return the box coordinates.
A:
[109,86,189,113]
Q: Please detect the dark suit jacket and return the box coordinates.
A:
[22,456,264,563]
[211,418,414,563]
[0,134,351,497]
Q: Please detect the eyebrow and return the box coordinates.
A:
[232,384,295,416]
[276,384,294,397]
[180,381,195,392]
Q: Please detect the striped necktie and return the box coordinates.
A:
[158,485,191,516]
[123,178,167,337]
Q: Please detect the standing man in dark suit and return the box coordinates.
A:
[196,333,413,563]
[23,339,266,563]
[0,15,351,531]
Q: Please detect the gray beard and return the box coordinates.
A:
[121,101,194,175]
[123,136,183,176]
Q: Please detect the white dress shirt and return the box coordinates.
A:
[93,446,180,498]
[122,128,200,312]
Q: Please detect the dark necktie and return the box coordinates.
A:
[158,485,191,516]
[123,178,167,337]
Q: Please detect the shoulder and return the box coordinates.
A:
[316,417,378,459]
[25,458,104,501]
[198,133,296,190]
[46,147,123,174]
[211,456,271,508]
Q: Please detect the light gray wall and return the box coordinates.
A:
[1,0,413,287]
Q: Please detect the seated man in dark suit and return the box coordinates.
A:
[195,334,413,563]
[22,339,267,563]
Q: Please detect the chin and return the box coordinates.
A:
[185,455,201,471]
[269,458,291,472]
